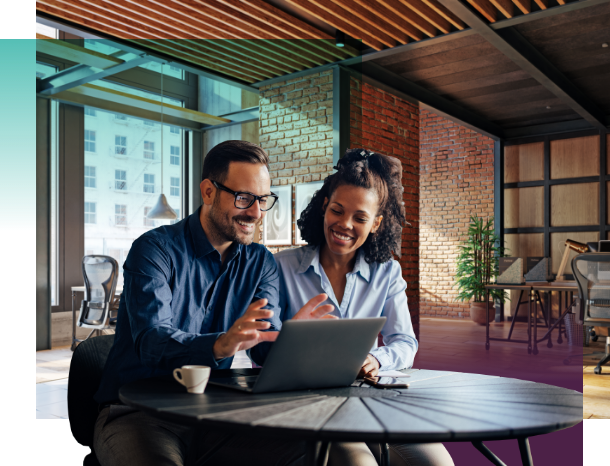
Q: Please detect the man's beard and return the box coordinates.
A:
[208,195,258,245]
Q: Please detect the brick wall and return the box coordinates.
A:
[258,70,335,252]
[349,77,420,335]
[419,108,495,319]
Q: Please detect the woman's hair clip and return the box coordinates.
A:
[359,150,375,159]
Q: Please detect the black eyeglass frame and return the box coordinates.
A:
[211,180,278,211]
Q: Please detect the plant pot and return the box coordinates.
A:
[470,302,495,325]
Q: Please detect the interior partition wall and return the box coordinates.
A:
[501,130,609,318]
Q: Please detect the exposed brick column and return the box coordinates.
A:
[419,108,495,319]
[350,77,420,337]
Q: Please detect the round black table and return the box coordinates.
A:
[119,368,582,466]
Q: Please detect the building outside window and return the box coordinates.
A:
[170,177,180,196]
[144,120,155,126]
[85,107,96,117]
[115,135,127,155]
[171,208,181,225]
[85,166,96,188]
[170,145,180,165]
[85,202,96,224]
[144,173,155,193]
[170,126,180,134]
[143,207,155,227]
[115,204,127,226]
[85,130,96,152]
[144,141,155,159]
[115,114,126,121]
[115,170,127,190]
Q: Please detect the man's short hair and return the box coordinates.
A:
[201,140,269,183]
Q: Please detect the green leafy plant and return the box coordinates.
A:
[455,215,508,304]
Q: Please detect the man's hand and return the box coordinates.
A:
[291,293,336,320]
[213,298,278,360]
[358,354,380,378]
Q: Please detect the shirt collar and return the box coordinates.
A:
[188,207,243,260]
[297,245,371,282]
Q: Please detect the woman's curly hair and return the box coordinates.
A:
[297,148,407,263]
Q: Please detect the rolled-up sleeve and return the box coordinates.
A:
[248,250,283,366]
[124,236,224,370]
[369,262,418,371]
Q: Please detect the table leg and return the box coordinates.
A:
[507,290,525,341]
[471,441,508,466]
[305,440,330,466]
[527,290,532,354]
[485,289,490,350]
[380,443,390,466]
[518,437,534,466]
[533,291,539,355]
[71,291,77,351]
[558,291,564,344]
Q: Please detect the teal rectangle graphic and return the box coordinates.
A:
[0,39,36,222]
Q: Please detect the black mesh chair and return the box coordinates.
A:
[68,334,115,466]
[572,253,610,374]
[78,255,119,342]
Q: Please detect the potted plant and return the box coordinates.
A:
[455,215,508,325]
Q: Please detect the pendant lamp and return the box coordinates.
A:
[147,63,177,220]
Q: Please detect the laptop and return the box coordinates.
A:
[208,317,386,394]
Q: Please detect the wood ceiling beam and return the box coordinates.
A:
[285,0,387,50]
[533,0,547,9]
[162,40,278,79]
[437,0,608,130]
[511,0,531,14]
[212,40,309,71]
[489,0,514,18]
[331,0,410,45]
[465,0,497,22]
[230,40,324,67]
[203,40,303,74]
[399,0,452,34]
[79,0,233,39]
[377,0,436,38]
[37,0,164,38]
[420,0,465,30]
[132,39,258,82]
[352,0,424,41]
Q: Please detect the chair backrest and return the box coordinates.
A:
[68,335,115,447]
[80,255,119,326]
[572,253,610,325]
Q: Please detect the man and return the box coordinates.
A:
[93,140,333,466]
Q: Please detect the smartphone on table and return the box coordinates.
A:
[363,376,410,389]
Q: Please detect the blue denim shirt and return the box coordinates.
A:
[95,207,281,404]
[275,246,418,371]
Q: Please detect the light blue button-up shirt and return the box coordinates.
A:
[275,246,418,371]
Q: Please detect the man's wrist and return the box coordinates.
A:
[213,333,227,360]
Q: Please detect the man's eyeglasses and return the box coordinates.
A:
[212,181,278,211]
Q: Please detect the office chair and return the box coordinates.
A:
[77,255,119,342]
[571,253,610,374]
[68,334,115,466]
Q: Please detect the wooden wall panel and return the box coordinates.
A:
[504,187,544,228]
[503,233,544,318]
[608,133,610,175]
[550,231,599,274]
[504,142,544,183]
[550,135,600,179]
[550,182,599,226]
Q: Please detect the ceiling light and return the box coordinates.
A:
[546,106,552,109]
[603,43,609,48]
[336,31,345,48]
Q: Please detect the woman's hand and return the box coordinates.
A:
[358,354,380,378]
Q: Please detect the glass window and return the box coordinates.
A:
[115,204,127,226]
[144,141,155,159]
[170,146,180,165]
[115,135,127,155]
[115,114,127,121]
[85,166,96,188]
[85,107,97,117]
[85,130,96,153]
[144,174,155,193]
[85,202,96,224]
[170,126,180,134]
[170,177,180,197]
[115,170,127,190]
[170,208,181,225]
[144,120,155,126]
[143,207,155,227]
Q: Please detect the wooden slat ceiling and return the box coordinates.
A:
[36,0,561,85]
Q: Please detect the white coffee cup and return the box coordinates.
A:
[173,365,211,394]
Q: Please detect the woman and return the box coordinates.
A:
[275,149,454,466]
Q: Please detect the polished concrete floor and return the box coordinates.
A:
[36,317,594,420]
